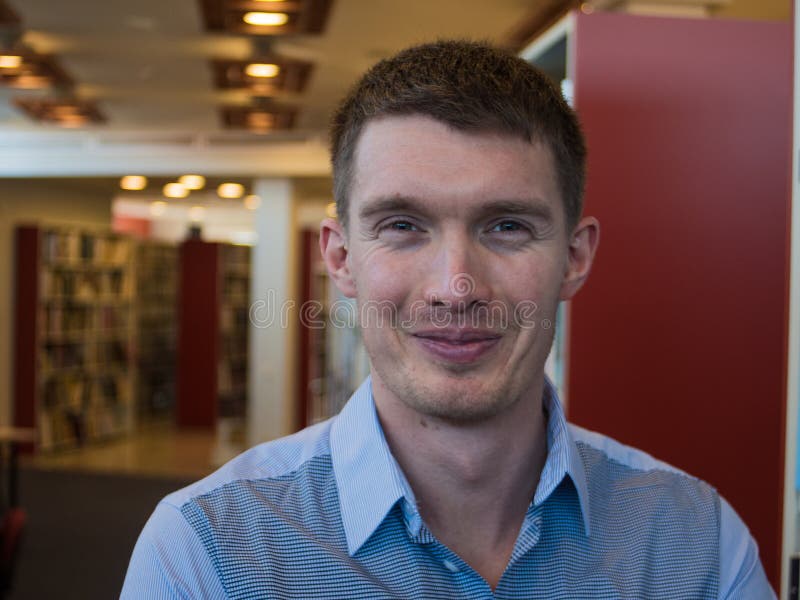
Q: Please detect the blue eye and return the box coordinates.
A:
[390,221,418,231]
[378,219,421,234]
[490,221,526,233]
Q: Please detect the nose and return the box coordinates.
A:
[422,230,491,310]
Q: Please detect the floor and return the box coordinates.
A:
[5,420,249,598]
[20,418,247,480]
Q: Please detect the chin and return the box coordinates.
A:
[377,365,518,423]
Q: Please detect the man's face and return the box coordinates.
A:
[322,114,596,422]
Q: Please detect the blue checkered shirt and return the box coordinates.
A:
[122,377,775,598]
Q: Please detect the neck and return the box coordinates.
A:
[372,374,549,588]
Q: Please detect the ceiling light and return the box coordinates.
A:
[179,174,206,190]
[243,12,289,26]
[51,105,83,117]
[244,195,261,210]
[150,201,167,217]
[13,75,50,89]
[0,55,22,69]
[218,182,245,199]
[164,182,189,199]
[120,175,147,191]
[189,206,206,222]
[247,112,275,129]
[245,63,280,78]
[58,115,89,128]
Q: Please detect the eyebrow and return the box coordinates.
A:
[358,195,428,222]
[358,195,555,223]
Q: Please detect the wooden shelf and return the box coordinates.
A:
[14,225,136,452]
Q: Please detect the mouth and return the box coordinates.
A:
[411,329,502,365]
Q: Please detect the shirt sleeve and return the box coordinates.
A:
[718,496,776,600]
[120,501,227,599]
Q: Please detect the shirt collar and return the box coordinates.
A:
[535,377,592,537]
[329,375,592,556]
[330,377,415,556]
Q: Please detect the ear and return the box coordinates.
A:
[560,216,600,301]
[320,217,357,298]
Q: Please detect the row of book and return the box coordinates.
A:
[42,230,132,265]
[41,305,130,336]
[41,340,129,371]
[41,269,132,299]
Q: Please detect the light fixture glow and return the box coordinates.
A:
[218,182,245,199]
[120,175,148,191]
[150,201,167,217]
[0,55,22,69]
[163,182,189,198]
[243,11,289,26]
[13,75,50,89]
[51,105,83,117]
[245,63,280,78]
[179,174,206,190]
[247,112,275,129]
[244,194,261,210]
[58,115,89,128]
[189,206,206,222]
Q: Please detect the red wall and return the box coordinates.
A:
[568,12,791,588]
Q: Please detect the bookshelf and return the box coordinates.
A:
[14,225,135,451]
[218,244,250,423]
[134,241,178,423]
[176,239,250,431]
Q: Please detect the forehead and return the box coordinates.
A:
[350,115,561,221]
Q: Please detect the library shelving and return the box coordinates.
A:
[13,225,136,451]
[134,241,178,424]
[297,229,369,429]
[176,239,250,430]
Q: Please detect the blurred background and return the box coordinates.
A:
[0,0,796,598]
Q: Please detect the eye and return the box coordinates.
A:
[488,220,531,235]
[386,220,419,232]
[378,219,423,234]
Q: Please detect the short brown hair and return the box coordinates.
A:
[330,39,587,232]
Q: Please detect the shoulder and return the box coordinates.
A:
[161,417,335,511]
[568,422,712,485]
[568,422,721,531]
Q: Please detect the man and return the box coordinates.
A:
[122,40,773,598]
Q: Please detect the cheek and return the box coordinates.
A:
[354,255,416,304]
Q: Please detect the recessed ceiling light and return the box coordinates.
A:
[179,174,206,190]
[150,201,167,217]
[247,112,275,129]
[189,206,206,222]
[120,175,147,191]
[218,182,245,199]
[244,195,261,210]
[242,12,289,26]
[0,55,22,69]
[245,63,280,78]
[164,182,189,198]
[13,75,50,89]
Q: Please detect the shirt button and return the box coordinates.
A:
[442,559,459,573]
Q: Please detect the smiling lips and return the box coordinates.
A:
[411,329,502,364]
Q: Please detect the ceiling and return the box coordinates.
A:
[0,0,543,177]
